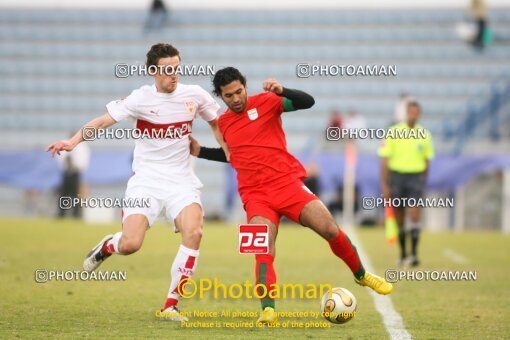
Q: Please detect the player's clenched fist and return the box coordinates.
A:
[46,140,75,157]
[189,136,201,157]
[262,78,283,95]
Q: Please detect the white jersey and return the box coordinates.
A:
[106,83,219,189]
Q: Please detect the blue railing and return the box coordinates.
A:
[444,76,510,155]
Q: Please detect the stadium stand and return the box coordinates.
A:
[1,8,509,219]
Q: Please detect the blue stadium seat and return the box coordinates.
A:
[0,8,508,136]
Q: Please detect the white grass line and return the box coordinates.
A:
[346,227,412,340]
[443,248,469,264]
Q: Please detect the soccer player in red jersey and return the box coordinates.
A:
[190,67,392,324]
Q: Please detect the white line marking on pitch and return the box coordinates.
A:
[346,227,412,340]
[443,248,469,264]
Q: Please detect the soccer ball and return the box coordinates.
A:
[320,287,357,324]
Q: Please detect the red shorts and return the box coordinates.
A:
[241,180,319,226]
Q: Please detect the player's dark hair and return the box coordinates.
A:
[407,101,421,111]
[212,67,246,96]
[146,43,180,68]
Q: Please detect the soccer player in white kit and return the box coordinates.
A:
[47,44,228,321]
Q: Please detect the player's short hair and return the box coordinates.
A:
[212,67,247,96]
[146,43,180,68]
[407,101,421,111]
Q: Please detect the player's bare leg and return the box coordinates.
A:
[118,214,150,254]
[176,203,204,250]
[160,203,203,322]
[83,214,149,272]
[250,215,279,325]
[299,199,393,295]
[250,215,278,257]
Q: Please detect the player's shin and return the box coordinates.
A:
[409,223,421,254]
[398,229,407,260]
[255,254,277,310]
[409,222,421,266]
[328,231,393,295]
[163,245,199,310]
[327,231,365,280]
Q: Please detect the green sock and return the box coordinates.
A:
[261,298,275,310]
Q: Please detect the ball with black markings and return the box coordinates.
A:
[320,287,357,324]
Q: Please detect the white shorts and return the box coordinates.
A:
[122,174,203,228]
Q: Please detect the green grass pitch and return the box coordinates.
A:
[0,218,509,338]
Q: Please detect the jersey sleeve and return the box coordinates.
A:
[282,97,295,112]
[265,92,285,116]
[196,87,220,122]
[378,129,394,158]
[105,89,140,122]
[424,130,435,160]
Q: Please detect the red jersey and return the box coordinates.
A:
[218,92,307,193]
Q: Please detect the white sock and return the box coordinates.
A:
[105,232,122,254]
[166,245,200,303]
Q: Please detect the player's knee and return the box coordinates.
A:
[268,245,276,257]
[408,209,421,222]
[409,213,420,223]
[185,226,203,245]
[249,216,266,225]
[323,223,340,240]
[191,227,203,242]
[119,237,142,255]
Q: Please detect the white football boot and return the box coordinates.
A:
[83,235,113,272]
[158,306,189,322]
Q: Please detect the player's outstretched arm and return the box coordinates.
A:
[207,118,231,161]
[189,136,229,163]
[46,113,117,157]
[263,78,315,112]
